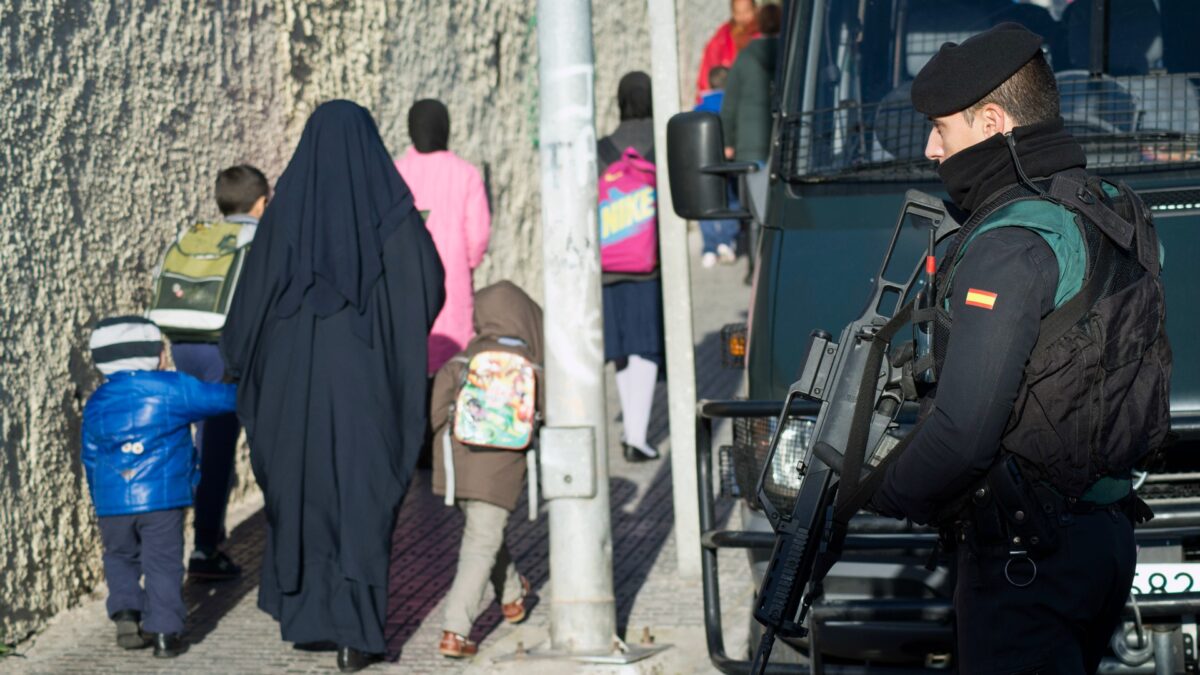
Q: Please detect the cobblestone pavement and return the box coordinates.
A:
[6,230,756,674]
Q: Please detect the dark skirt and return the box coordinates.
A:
[602,277,665,365]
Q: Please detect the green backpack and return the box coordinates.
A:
[147,221,250,341]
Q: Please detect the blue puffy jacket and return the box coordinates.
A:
[82,370,237,517]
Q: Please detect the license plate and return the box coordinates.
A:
[1131,563,1200,595]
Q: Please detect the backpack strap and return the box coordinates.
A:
[441,354,472,507]
[598,138,656,167]
[1116,181,1162,276]
[598,137,622,166]
[1029,174,1153,355]
[1046,173,1135,251]
[1029,235,1114,355]
[447,355,471,410]
[527,447,539,521]
[442,428,456,507]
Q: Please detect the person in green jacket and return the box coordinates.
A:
[720,3,781,162]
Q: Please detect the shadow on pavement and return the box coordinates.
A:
[182,508,267,644]
[610,327,743,636]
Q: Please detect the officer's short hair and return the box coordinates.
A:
[962,52,1060,127]
[215,165,269,216]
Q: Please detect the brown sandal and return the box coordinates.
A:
[501,575,532,624]
[438,631,477,658]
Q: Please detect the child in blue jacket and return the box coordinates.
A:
[82,316,236,658]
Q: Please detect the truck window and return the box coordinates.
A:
[781,0,1200,181]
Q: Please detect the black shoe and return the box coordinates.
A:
[623,443,660,463]
[187,549,241,581]
[337,646,384,672]
[111,610,150,650]
[294,640,339,652]
[150,632,187,658]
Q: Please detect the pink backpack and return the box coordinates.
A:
[597,143,658,274]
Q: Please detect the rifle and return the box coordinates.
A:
[749,191,961,673]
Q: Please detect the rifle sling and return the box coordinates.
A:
[834,300,914,513]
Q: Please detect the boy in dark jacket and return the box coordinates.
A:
[82,316,237,657]
[430,282,542,658]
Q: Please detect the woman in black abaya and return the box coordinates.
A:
[221,100,445,672]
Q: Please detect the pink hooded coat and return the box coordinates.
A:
[395,148,491,373]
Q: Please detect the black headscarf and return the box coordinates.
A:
[264,100,415,339]
[408,99,451,153]
[618,71,653,120]
[220,101,445,601]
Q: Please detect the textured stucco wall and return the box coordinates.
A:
[0,0,727,643]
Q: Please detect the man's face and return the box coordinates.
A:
[731,0,756,29]
[924,112,991,163]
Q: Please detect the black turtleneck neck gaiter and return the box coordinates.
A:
[936,117,1087,213]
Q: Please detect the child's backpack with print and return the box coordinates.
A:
[147,221,251,341]
[597,139,658,274]
[452,351,538,451]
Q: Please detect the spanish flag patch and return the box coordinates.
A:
[965,288,998,310]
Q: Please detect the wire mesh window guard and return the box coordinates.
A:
[781,71,1200,183]
[783,0,1200,184]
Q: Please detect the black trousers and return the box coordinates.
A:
[172,342,239,551]
[98,509,186,634]
[955,507,1135,674]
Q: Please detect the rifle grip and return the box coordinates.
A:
[812,441,845,474]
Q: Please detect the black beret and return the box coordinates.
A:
[911,22,1044,118]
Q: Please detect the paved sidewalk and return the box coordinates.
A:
[6,229,757,674]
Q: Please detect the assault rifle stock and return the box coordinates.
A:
[749,191,961,673]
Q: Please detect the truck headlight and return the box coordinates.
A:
[732,415,816,513]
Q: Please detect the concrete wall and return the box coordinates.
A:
[0,0,727,643]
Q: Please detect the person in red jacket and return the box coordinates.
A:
[695,0,760,102]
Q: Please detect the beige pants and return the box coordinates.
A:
[442,499,523,636]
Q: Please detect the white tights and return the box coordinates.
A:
[614,354,658,456]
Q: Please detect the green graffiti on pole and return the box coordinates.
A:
[526,12,539,149]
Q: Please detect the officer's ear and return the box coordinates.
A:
[976,103,1014,138]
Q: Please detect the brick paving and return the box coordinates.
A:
[6,230,755,674]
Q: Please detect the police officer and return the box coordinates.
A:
[869,23,1172,674]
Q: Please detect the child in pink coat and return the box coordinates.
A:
[395,99,491,374]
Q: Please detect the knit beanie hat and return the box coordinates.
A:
[89,316,163,376]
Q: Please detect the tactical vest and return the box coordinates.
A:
[927,171,1172,498]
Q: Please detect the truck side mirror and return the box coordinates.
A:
[667,111,756,220]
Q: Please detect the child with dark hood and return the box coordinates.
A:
[430,281,543,658]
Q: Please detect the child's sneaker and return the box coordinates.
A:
[112,610,150,649]
[717,243,736,264]
[701,252,718,268]
[188,548,241,581]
